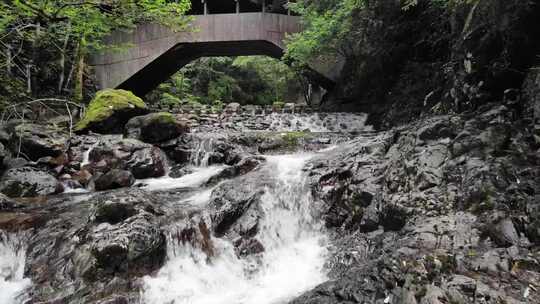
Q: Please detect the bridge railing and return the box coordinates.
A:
[188,0,296,16]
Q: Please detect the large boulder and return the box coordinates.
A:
[9,124,69,161]
[93,169,135,191]
[85,136,167,179]
[125,112,189,143]
[0,167,60,197]
[89,212,166,276]
[75,89,148,134]
[208,177,268,237]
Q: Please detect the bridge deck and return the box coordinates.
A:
[91,13,300,94]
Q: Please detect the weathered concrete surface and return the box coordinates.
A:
[90,13,338,96]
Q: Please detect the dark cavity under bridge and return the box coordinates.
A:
[90,0,337,97]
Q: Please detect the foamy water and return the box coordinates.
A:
[138,166,226,191]
[142,153,328,304]
[0,232,30,304]
[266,113,371,132]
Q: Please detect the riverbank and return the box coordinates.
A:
[0,99,538,303]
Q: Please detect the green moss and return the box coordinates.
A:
[273,101,285,108]
[281,131,312,147]
[75,89,146,131]
[149,112,176,124]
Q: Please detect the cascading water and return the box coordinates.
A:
[267,113,371,132]
[0,232,30,304]
[142,153,328,304]
[81,139,100,168]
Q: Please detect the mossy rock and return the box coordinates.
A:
[272,102,285,112]
[125,112,189,143]
[258,131,312,153]
[281,131,312,147]
[75,89,148,134]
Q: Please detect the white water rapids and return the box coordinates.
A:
[142,153,328,304]
[0,233,30,304]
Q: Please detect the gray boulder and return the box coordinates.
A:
[89,212,166,275]
[93,169,135,191]
[0,167,60,197]
[125,112,189,143]
[209,178,267,236]
[86,136,167,179]
[9,123,69,161]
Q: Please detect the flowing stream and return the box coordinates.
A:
[0,112,372,303]
[142,153,328,304]
[0,232,30,304]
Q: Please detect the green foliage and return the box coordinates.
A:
[75,89,146,131]
[211,100,224,112]
[146,56,305,107]
[208,74,236,102]
[285,0,365,63]
[285,0,469,64]
[0,0,192,104]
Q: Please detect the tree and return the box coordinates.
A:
[0,0,192,105]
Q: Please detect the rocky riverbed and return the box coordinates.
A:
[0,103,539,304]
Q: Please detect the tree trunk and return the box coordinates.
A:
[30,22,41,96]
[26,64,31,94]
[6,44,12,76]
[64,42,79,92]
[74,38,86,103]
[58,24,71,93]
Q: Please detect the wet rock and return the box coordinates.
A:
[0,167,60,197]
[9,123,69,161]
[125,112,189,143]
[75,89,149,134]
[0,212,47,231]
[523,69,540,144]
[72,169,93,186]
[86,137,167,179]
[234,237,265,257]
[416,116,459,141]
[169,164,194,178]
[0,142,5,165]
[3,157,29,169]
[380,204,408,231]
[283,103,295,113]
[209,179,266,236]
[93,200,137,224]
[487,217,520,247]
[96,296,129,304]
[224,102,241,114]
[0,193,19,210]
[93,169,135,191]
[127,145,168,179]
[206,156,265,185]
[89,212,166,275]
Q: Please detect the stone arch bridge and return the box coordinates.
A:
[90,3,338,97]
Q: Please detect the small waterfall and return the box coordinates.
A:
[190,137,214,166]
[81,139,100,168]
[267,113,372,132]
[142,153,327,304]
[0,232,31,304]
